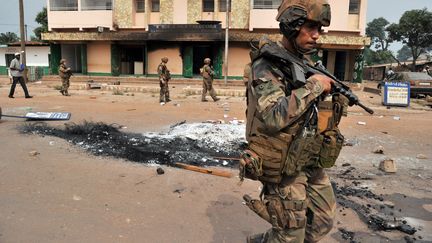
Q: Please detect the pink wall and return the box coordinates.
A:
[87,42,111,73]
[148,45,183,75]
[226,44,250,76]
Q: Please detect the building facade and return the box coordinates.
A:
[0,42,50,77]
[42,0,370,81]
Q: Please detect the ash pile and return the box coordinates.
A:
[20,121,246,167]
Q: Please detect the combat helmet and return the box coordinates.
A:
[276,0,331,39]
[60,59,66,64]
[204,58,211,64]
[161,57,168,63]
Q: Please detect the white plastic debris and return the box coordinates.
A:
[357,121,366,125]
[393,116,400,121]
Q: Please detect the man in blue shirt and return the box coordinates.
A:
[8,52,32,98]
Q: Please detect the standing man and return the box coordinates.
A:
[201,58,220,102]
[8,52,32,98]
[59,59,72,96]
[241,0,347,242]
[158,57,171,103]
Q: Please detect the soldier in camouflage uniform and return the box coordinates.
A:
[158,57,171,103]
[59,59,72,96]
[241,0,347,242]
[201,58,220,102]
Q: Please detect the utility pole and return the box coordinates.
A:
[25,24,28,42]
[224,0,229,86]
[19,0,27,81]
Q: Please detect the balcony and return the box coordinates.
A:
[249,9,279,31]
[48,0,113,31]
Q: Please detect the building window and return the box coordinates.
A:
[151,0,160,12]
[81,0,112,10]
[349,0,360,14]
[253,0,282,9]
[136,0,145,12]
[219,0,231,12]
[50,0,78,11]
[203,0,214,12]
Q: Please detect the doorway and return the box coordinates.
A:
[193,44,214,76]
[61,44,82,73]
[119,45,145,75]
[334,51,347,81]
[182,43,222,78]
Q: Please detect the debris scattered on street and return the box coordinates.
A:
[174,162,232,178]
[156,167,165,175]
[416,154,427,159]
[373,145,384,154]
[379,159,397,173]
[357,121,366,125]
[29,150,40,156]
[393,116,401,121]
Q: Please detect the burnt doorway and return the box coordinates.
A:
[119,45,145,75]
[193,44,214,76]
[334,51,347,81]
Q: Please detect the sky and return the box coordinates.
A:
[0,0,431,52]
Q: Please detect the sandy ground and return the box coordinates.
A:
[0,78,431,243]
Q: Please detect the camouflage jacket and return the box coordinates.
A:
[202,64,214,81]
[59,64,71,79]
[246,38,324,138]
[158,63,170,81]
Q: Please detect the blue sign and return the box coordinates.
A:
[382,82,410,106]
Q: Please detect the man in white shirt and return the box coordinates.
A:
[8,52,32,98]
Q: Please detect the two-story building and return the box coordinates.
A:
[42,0,370,81]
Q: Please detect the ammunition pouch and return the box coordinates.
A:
[317,128,344,168]
[240,130,295,184]
[284,128,323,175]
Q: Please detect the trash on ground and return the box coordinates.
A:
[156,167,165,175]
[416,154,427,159]
[379,159,397,173]
[357,121,366,125]
[29,150,40,156]
[373,145,384,154]
[174,162,232,178]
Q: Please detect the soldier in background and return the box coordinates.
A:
[158,57,171,104]
[59,59,72,96]
[241,0,347,242]
[201,58,220,102]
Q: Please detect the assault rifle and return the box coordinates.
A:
[263,45,374,115]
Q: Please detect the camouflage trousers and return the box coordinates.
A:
[248,168,336,243]
[159,80,170,102]
[61,78,70,94]
[202,79,218,101]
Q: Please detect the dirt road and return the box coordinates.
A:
[1,79,431,242]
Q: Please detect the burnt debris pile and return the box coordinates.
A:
[20,121,246,167]
[332,166,419,239]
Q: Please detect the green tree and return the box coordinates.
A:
[366,17,400,65]
[0,32,19,45]
[397,45,412,61]
[364,47,394,66]
[387,8,432,71]
[33,7,48,40]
